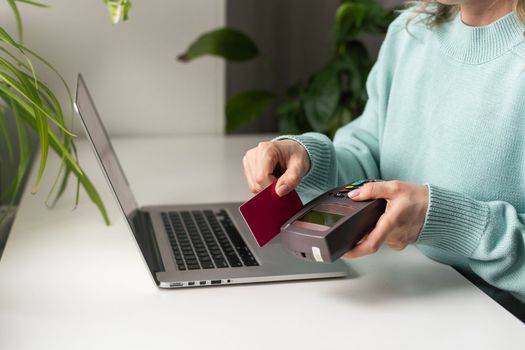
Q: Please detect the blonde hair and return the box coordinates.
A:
[407,0,525,26]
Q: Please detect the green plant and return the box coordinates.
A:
[0,1,133,225]
[104,0,132,24]
[179,0,396,138]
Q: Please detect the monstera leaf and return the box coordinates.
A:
[178,28,259,63]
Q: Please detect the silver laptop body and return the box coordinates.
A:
[74,74,348,288]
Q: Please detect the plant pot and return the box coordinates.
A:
[0,205,17,259]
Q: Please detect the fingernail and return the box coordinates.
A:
[276,184,290,197]
[348,189,360,198]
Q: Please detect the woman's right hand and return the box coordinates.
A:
[242,139,310,197]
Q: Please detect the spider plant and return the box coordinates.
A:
[0,0,132,225]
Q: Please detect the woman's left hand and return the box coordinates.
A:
[344,180,429,259]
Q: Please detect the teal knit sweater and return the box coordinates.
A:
[279,11,525,299]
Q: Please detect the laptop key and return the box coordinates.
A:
[226,254,242,267]
[215,259,228,268]
[187,264,200,270]
[201,261,215,269]
[239,252,259,266]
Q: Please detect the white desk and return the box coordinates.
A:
[0,136,523,350]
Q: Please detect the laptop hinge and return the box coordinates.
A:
[132,211,165,277]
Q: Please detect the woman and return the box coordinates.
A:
[242,0,525,301]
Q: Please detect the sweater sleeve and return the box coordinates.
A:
[417,184,525,296]
[273,15,405,203]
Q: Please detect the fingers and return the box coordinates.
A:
[349,180,403,201]
[256,142,279,189]
[242,154,258,193]
[275,157,303,196]
[242,142,276,193]
[343,214,393,259]
[243,140,308,196]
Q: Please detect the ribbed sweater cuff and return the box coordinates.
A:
[273,133,334,190]
[417,184,490,257]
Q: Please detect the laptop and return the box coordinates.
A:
[74,74,348,288]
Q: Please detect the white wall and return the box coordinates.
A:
[0,0,225,136]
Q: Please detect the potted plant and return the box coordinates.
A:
[0,0,133,252]
[178,0,396,138]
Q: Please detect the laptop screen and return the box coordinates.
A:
[74,74,139,222]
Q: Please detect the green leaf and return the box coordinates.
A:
[104,0,132,24]
[5,0,49,45]
[15,0,48,7]
[0,108,14,161]
[277,99,310,135]
[0,27,18,46]
[0,62,50,194]
[336,2,368,30]
[0,66,74,137]
[225,90,274,131]
[302,65,341,133]
[0,84,82,176]
[5,93,110,224]
[0,1,109,224]
[179,28,259,63]
[5,98,32,205]
[7,0,23,44]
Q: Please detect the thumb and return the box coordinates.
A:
[275,161,303,197]
[350,180,396,201]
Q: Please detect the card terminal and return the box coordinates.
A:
[280,180,386,263]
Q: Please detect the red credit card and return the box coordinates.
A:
[239,181,304,247]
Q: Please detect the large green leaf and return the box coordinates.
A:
[179,28,259,63]
[225,90,274,131]
[302,65,341,133]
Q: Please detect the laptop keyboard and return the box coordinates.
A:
[161,209,259,271]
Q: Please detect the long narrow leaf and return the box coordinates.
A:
[19,74,49,193]
[18,45,75,123]
[0,26,38,84]
[9,98,109,224]
[6,98,32,204]
[1,49,78,210]
[48,131,110,224]
[0,84,82,175]
[0,108,14,161]
[0,1,109,225]
[6,0,23,44]
[15,0,49,7]
[0,68,49,193]
[0,69,74,136]
[45,152,66,205]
